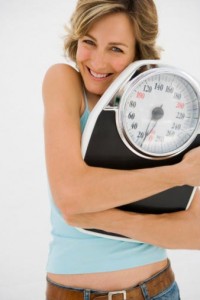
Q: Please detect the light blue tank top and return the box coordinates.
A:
[46,95,167,274]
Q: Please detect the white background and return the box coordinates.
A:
[0,0,200,299]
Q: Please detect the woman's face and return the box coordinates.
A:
[76,12,136,98]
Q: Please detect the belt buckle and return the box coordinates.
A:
[108,290,127,300]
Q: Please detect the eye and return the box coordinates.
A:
[82,39,95,46]
[111,46,123,53]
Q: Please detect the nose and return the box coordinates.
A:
[90,49,108,72]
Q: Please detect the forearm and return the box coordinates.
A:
[113,210,200,249]
[67,189,200,249]
[62,163,181,215]
[68,209,200,249]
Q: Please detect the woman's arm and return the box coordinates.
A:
[67,188,200,250]
[43,64,200,218]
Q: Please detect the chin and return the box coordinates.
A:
[86,80,114,97]
[84,84,104,97]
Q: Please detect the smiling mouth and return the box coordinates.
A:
[87,67,112,79]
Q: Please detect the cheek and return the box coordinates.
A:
[76,45,91,63]
[112,57,133,73]
[111,50,136,73]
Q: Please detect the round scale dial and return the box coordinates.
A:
[119,69,200,158]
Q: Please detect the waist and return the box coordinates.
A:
[47,259,174,300]
[47,258,168,291]
[48,195,167,275]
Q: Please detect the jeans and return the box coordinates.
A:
[141,281,181,300]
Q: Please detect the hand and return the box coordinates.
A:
[179,146,200,187]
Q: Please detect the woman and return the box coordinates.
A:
[43,0,200,299]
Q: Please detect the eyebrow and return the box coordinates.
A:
[84,34,129,48]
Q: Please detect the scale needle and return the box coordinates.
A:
[140,105,164,147]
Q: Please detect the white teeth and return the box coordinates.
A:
[89,69,108,78]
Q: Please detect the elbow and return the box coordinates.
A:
[52,182,88,219]
[51,190,80,226]
[55,189,88,227]
[49,165,95,222]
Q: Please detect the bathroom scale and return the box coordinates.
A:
[77,60,200,241]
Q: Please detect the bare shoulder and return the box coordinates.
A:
[42,63,83,110]
[43,63,80,85]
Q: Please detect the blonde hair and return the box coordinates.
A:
[64,0,160,61]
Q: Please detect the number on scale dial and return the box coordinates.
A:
[119,70,200,158]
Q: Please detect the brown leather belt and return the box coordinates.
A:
[46,262,175,300]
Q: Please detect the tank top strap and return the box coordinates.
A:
[80,88,90,133]
[83,88,89,110]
